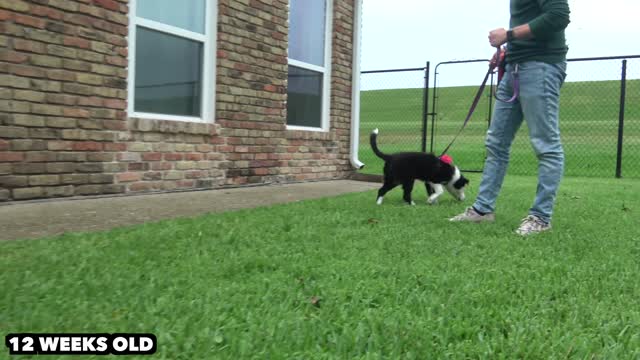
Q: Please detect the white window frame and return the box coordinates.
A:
[127,0,217,123]
[286,0,333,132]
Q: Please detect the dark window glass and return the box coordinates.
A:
[134,27,203,117]
[286,65,323,128]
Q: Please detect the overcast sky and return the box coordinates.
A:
[360,0,640,88]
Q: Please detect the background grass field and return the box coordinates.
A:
[359,79,640,178]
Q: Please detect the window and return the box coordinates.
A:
[128,0,216,123]
[287,0,333,131]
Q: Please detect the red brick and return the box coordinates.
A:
[185,153,203,161]
[31,5,64,20]
[93,0,120,11]
[63,36,91,49]
[72,141,103,151]
[104,142,126,151]
[0,139,8,151]
[129,182,154,192]
[15,14,46,29]
[216,146,234,152]
[117,172,142,182]
[0,9,13,21]
[164,153,183,161]
[177,180,195,188]
[0,50,29,64]
[9,64,46,78]
[0,152,24,162]
[142,152,162,161]
[105,55,127,67]
[263,84,278,92]
[253,168,269,176]
[63,108,90,118]
[104,98,126,109]
[150,162,172,171]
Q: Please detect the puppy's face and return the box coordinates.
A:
[446,167,469,201]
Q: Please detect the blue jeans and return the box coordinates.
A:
[473,61,567,223]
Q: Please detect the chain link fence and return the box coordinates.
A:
[359,55,640,178]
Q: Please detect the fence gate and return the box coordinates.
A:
[430,59,494,173]
[358,65,429,174]
[429,55,640,178]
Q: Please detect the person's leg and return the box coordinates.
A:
[471,66,525,215]
[519,61,567,225]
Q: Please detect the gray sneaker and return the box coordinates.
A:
[515,215,551,236]
[449,207,496,223]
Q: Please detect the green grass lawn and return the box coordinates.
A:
[2,175,640,359]
[359,79,640,178]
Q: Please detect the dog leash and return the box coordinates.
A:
[493,46,519,103]
[439,47,518,157]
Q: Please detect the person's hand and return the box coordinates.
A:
[489,28,508,47]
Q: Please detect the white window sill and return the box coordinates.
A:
[130,111,212,124]
[286,125,329,132]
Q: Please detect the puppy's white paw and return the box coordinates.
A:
[410,201,416,206]
[376,197,383,205]
[427,198,438,205]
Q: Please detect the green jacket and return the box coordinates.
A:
[507,0,571,64]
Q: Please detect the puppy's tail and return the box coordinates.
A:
[370,128,390,160]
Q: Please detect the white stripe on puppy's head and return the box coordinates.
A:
[450,166,461,184]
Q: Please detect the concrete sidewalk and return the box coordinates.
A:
[0,180,379,241]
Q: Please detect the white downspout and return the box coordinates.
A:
[349,0,365,169]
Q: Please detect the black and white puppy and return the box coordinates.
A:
[370,128,469,205]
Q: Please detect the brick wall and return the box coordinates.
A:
[0,0,356,202]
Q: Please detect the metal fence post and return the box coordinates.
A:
[430,65,439,153]
[616,59,627,178]
[421,61,430,152]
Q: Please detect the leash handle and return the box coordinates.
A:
[492,46,519,103]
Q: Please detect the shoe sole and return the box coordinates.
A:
[449,217,495,223]
[515,227,551,236]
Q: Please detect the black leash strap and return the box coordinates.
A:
[439,47,520,157]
